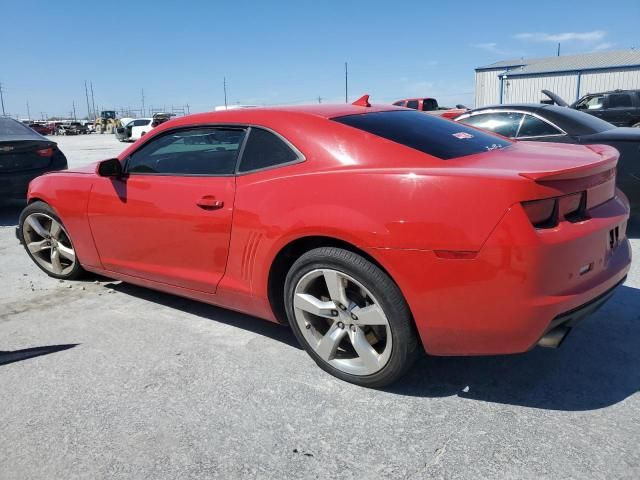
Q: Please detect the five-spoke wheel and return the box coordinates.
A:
[293,268,393,376]
[285,247,418,387]
[19,201,84,279]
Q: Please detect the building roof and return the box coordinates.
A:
[476,49,640,76]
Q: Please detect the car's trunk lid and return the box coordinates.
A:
[0,140,55,173]
[431,141,619,213]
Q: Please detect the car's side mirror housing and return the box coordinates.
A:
[97,158,124,178]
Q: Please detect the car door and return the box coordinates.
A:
[87,126,246,293]
[575,94,608,121]
[606,92,636,126]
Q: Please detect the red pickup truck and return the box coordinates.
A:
[392,97,467,119]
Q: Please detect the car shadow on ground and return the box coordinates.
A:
[0,344,78,366]
[0,200,25,227]
[107,280,639,412]
[104,282,302,349]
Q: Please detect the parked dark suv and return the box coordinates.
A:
[542,89,640,127]
[572,90,640,127]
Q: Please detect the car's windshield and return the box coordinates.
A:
[333,110,511,159]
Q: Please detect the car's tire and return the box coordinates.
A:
[19,201,85,280]
[284,247,419,388]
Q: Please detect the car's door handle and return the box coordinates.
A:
[196,196,224,210]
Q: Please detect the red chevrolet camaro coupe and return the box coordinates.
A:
[18,99,632,387]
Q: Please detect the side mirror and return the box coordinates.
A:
[97,158,123,178]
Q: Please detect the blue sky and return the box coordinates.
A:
[1,0,639,118]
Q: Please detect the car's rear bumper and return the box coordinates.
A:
[369,193,632,356]
[0,164,67,199]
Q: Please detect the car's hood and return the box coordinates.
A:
[581,127,640,142]
[65,162,99,174]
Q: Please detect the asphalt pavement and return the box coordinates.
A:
[1,134,638,479]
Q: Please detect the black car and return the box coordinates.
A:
[0,117,68,199]
[454,104,640,216]
[544,89,640,128]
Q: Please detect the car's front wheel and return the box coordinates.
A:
[284,247,418,388]
[19,201,84,280]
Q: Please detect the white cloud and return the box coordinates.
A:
[470,42,508,55]
[514,30,606,42]
[592,42,616,52]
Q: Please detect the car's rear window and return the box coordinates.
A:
[0,117,34,136]
[333,110,511,160]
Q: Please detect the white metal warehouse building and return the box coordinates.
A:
[474,49,640,107]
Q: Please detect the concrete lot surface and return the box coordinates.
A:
[1,135,639,479]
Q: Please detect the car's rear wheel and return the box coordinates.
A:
[19,201,84,280]
[284,247,418,388]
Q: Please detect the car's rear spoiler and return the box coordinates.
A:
[519,145,618,182]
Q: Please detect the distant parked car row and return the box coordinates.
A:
[55,122,91,136]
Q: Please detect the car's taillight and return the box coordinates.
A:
[560,192,586,222]
[522,192,587,229]
[36,147,54,157]
[522,198,557,228]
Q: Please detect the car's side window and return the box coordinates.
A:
[237,128,299,173]
[406,100,419,110]
[392,101,405,107]
[576,95,604,110]
[517,114,563,138]
[422,99,438,111]
[126,128,247,175]
[608,93,633,108]
[459,112,524,138]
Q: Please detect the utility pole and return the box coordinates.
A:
[26,101,31,120]
[141,88,145,116]
[186,103,190,115]
[72,101,77,121]
[84,81,91,119]
[557,43,561,56]
[317,96,322,104]
[223,77,228,110]
[344,62,348,104]
[0,82,6,116]
[90,81,96,119]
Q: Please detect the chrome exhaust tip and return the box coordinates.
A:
[537,326,571,348]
